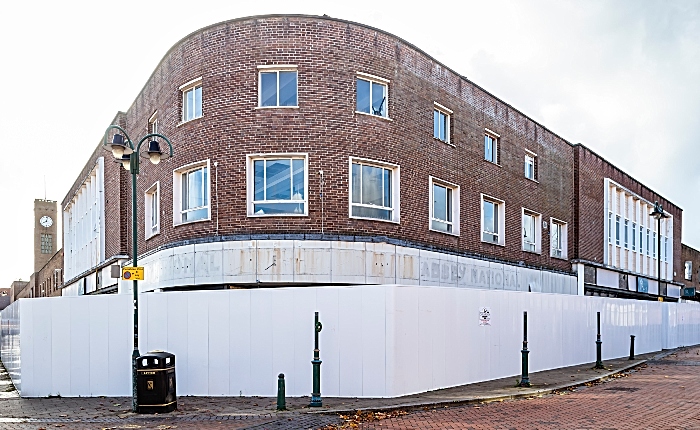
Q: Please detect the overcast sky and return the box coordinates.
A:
[0,0,698,287]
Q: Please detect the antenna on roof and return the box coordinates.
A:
[44,175,47,200]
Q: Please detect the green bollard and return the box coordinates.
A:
[310,312,323,407]
[595,312,604,369]
[276,373,286,411]
[518,311,531,387]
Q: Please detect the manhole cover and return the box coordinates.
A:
[604,387,640,392]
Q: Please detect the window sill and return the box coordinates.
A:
[354,111,393,122]
[430,227,460,237]
[484,159,502,167]
[525,177,539,184]
[176,115,204,127]
[255,106,300,110]
[481,239,505,247]
[350,215,400,224]
[522,248,541,255]
[433,137,455,147]
[551,254,568,260]
[173,216,211,227]
[145,230,160,241]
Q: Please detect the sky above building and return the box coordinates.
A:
[0,0,698,286]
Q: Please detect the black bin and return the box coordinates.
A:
[136,350,177,413]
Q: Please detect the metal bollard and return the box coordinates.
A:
[310,312,323,407]
[595,312,604,369]
[629,335,636,360]
[277,373,286,411]
[518,311,531,387]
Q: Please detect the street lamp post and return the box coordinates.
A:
[103,125,174,413]
[650,201,669,297]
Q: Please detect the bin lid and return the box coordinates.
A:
[139,351,175,359]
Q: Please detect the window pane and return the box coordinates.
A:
[292,159,305,200]
[483,201,495,234]
[188,168,204,209]
[431,220,452,233]
[446,188,452,222]
[202,167,209,205]
[434,110,439,139]
[383,168,391,208]
[352,206,391,220]
[356,79,370,113]
[371,82,386,116]
[151,192,158,227]
[183,208,207,222]
[254,202,304,215]
[484,136,493,162]
[265,159,291,200]
[194,86,202,118]
[552,224,560,248]
[433,184,448,221]
[254,160,265,201]
[185,89,194,121]
[279,71,297,106]
[181,172,188,211]
[260,72,277,107]
[351,163,361,203]
[523,215,534,242]
[361,164,384,207]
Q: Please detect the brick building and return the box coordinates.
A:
[681,244,700,298]
[56,14,684,300]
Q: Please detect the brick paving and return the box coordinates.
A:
[0,347,697,429]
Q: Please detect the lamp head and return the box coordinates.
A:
[110,134,133,158]
[120,154,131,171]
[146,140,162,165]
[650,201,668,220]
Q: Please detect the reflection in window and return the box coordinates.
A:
[181,166,208,222]
[523,212,536,252]
[484,133,498,163]
[253,158,305,215]
[356,78,387,117]
[482,200,499,243]
[434,110,449,142]
[431,183,453,233]
[260,70,298,107]
[183,85,202,122]
[351,162,393,220]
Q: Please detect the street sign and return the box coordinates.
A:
[683,287,696,297]
[122,266,144,281]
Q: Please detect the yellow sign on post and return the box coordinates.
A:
[122,266,145,281]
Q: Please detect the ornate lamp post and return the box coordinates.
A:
[650,201,669,297]
[103,125,174,413]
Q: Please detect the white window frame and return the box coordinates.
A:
[355,72,390,119]
[246,153,308,217]
[481,194,505,246]
[145,182,160,239]
[550,218,568,259]
[429,176,460,236]
[484,128,499,164]
[148,111,158,135]
[521,208,541,254]
[615,215,621,246]
[685,261,693,281]
[524,149,537,181]
[179,77,203,124]
[433,102,453,145]
[173,159,211,226]
[257,65,299,108]
[349,156,400,223]
[624,219,629,249]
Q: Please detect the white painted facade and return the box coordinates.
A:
[604,178,673,281]
[63,157,106,284]
[121,240,577,295]
[3,285,700,398]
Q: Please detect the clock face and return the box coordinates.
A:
[40,216,53,228]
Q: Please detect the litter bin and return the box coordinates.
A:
[136,350,177,413]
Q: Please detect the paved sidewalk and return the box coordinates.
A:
[0,347,684,429]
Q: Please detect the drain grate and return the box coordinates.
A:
[604,387,640,392]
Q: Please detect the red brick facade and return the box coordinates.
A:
[57,14,685,293]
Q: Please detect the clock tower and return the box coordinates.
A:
[34,199,59,273]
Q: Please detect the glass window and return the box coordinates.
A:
[523,212,536,252]
[181,166,208,222]
[624,219,629,249]
[356,78,387,117]
[639,226,644,254]
[431,181,455,233]
[433,109,449,142]
[632,223,636,251]
[259,70,298,107]
[608,212,612,244]
[653,232,657,258]
[485,133,498,163]
[40,233,52,254]
[615,216,621,246]
[646,228,650,256]
[525,154,535,180]
[183,84,202,122]
[664,237,668,262]
[482,199,499,243]
[551,221,566,258]
[351,161,394,220]
[686,261,693,281]
[252,157,306,215]
[149,187,159,234]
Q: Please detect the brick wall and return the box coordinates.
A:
[681,244,700,291]
[34,248,64,297]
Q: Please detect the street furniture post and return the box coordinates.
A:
[595,311,604,369]
[629,335,635,360]
[277,373,286,411]
[310,312,323,407]
[518,311,531,387]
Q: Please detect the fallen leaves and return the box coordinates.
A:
[319,409,409,429]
